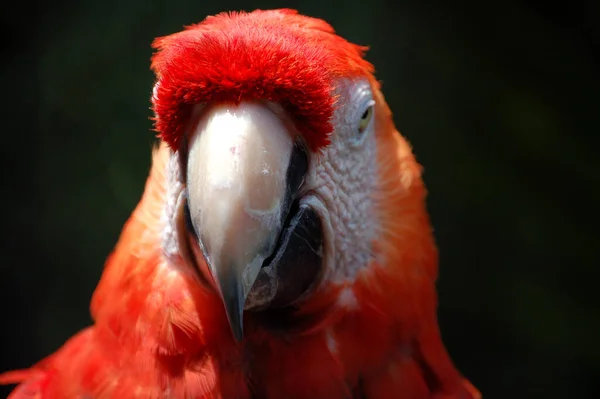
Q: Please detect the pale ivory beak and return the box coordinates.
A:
[186,101,302,341]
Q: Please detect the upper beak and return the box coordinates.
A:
[186,102,307,341]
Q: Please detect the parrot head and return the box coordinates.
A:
[0,9,479,399]
[150,9,406,341]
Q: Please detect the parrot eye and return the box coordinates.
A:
[358,101,374,133]
[349,97,375,147]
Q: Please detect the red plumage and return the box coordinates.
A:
[151,9,374,151]
[0,8,481,399]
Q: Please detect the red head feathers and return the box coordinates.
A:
[150,9,375,151]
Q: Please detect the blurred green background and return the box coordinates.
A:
[1,0,598,398]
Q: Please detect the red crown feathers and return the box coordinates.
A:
[150,9,374,152]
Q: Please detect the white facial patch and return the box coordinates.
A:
[301,77,379,284]
[160,148,186,263]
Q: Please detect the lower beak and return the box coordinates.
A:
[185,102,307,341]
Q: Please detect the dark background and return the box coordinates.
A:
[1,0,598,398]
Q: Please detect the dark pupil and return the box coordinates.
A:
[361,107,371,120]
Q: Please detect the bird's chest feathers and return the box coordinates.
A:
[139,277,400,399]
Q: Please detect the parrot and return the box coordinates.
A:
[0,8,480,399]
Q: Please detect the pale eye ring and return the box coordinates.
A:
[358,101,375,133]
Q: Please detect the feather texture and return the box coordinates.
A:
[151,9,374,152]
[1,9,480,399]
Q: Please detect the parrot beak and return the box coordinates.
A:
[185,102,308,341]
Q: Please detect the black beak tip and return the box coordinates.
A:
[222,287,245,342]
